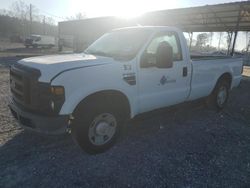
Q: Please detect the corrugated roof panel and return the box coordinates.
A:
[139,1,250,32]
[59,1,250,32]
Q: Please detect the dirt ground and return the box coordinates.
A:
[0,46,60,58]
[0,40,73,58]
[0,58,250,187]
[0,39,23,52]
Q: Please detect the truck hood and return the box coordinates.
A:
[18,53,113,82]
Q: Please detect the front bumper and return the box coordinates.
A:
[9,100,69,135]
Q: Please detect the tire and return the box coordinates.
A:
[206,79,230,110]
[71,98,124,154]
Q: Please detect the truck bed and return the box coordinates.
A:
[191,55,234,61]
[188,56,242,101]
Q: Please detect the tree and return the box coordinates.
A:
[67,12,86,20]
[10,0,29,20]
[0,9,13,16]
[75,12,86,20]
[0,1,57,38]
[196,33,209,47]
[224,32,233,53]
[45,16,55,25]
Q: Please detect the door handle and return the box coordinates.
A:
[183,67,188,77]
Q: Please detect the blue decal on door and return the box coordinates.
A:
[160,76,167,85]
[159,75,176,85]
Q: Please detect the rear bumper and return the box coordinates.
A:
[9,100,69,135]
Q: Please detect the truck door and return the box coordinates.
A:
[138,31,191,113]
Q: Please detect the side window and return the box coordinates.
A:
[146,32,182,61]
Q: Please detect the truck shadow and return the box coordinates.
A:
[0,99,206,158]
[0,131,76,161]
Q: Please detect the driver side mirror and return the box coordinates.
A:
[140,42,173,69]
[155,41,173,68]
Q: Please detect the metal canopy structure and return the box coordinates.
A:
[59,1,250,54]
[138,1,250,32]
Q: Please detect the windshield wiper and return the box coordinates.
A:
[84,50,113,58]
[108,52,134,61]
[84,50,133,61]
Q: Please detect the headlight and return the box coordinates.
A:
[50,100,55,110]
[49,86,65,113]
[36,83,65,115]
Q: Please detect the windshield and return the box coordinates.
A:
[84,29,153,60]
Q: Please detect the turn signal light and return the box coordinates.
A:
[51,86,64,95]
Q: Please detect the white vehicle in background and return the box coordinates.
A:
[10,26,243,154]
[24,35,56,48]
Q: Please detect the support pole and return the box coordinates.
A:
[246,32,249,53]
[43,16,46,35]
[189,32,193,50]
[231,31,238,56]
[29,4,32,35]
[230,6,241,56]
[218,32,222,50]
[227,32,233,55]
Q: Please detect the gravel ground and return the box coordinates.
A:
[0,40,23,52]
[0,61,250,187]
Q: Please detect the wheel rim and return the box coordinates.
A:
[88,113,117,146]
[217,86,227,107]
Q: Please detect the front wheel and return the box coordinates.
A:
[71,102,122,154]
[206,79,230,110]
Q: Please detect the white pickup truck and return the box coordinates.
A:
[9,26,243,154]
[24,35,56,48]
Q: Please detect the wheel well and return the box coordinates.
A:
[208,72,232,99]
[217,73,232,87]
[74,90,131,119]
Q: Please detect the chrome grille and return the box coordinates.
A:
[9,63,41,109]
[10,66,29,104]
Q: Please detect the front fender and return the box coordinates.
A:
[59,86,135,117]
[51,62,138,118]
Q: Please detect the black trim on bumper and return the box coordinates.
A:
[9,100,69,135]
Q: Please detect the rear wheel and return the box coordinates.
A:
[206,79,230,110]
[71,99,123,154]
